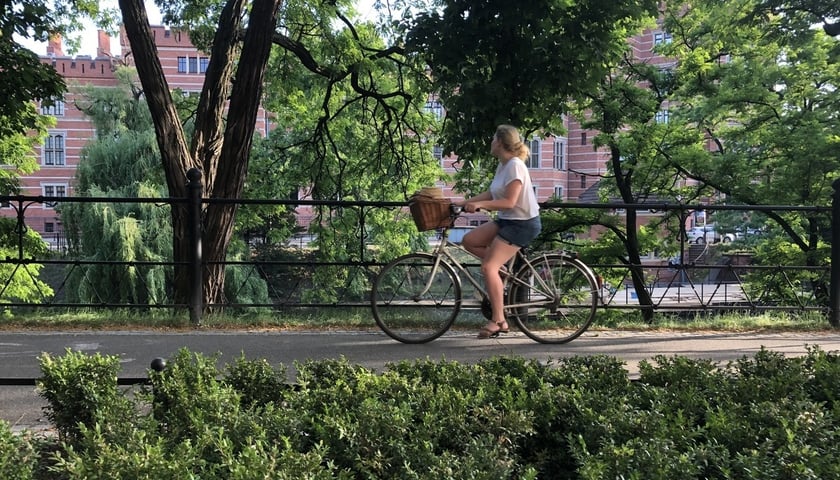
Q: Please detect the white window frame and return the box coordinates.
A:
[528,138,541,168]
[432,145,443,161]
[43,131,66,166]
[42,183,67,209]
[41,97,65,116]
[424,100,444,119]
[655,109,670,123]
[654,31,673,46]
[553,138,565,170]
[554,185,564,200]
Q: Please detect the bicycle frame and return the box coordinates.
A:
[421,225,578,313]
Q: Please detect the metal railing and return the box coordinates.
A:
[1,172,838,327]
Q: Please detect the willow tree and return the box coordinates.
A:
[60,67,273,307]
[58,68,170,305]
[117,0,437,308]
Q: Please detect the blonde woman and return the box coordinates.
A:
[456,125,542,339]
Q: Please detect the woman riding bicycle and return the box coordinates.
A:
[456,125,542,339]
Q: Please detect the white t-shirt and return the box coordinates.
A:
[489,157,540,220]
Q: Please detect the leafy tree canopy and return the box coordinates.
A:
[399,0,660,192]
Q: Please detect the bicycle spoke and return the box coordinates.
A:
[508,253,598,344]
[372,253,461,343]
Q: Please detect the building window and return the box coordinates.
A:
[424,100,443,119]
[528,138,540,168]
[432,145,443,161]
[43,132,65,166]
[199,57,210,73]
[189,57,198,73]
[580,175,586,189]
[654,32,673,45]
[655,109,670,123]
[42,184,67,208]
[177,56,188,73]
[554,186,563,200]
[40,97,65,116]
[44,222,55,233]
[581,132,587,145]
[553,139,565,170]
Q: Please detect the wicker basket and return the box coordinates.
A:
[409,196,452,231]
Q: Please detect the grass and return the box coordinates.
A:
[0,307,835,333]
[593,309,834,333]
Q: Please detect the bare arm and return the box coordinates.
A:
[463,180,522,213]
[455,190,491,206]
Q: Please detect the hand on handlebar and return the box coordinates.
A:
[462,202,482,213]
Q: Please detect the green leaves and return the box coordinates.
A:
[14,348,840,478]
[401,0,659,186]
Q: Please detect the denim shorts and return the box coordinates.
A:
[495,217,542,247]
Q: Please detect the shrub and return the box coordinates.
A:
[37,349,132,445]
[0,421,36,480]
[223,355,290,409]
[25,347,840,479]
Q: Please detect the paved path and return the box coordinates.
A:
[3,329,840,431]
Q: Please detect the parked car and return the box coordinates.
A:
[686,225,718,244]
[686,224,739,244]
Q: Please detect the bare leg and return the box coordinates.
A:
[461,221,498,259]
[481,237,520,331]
[463,222,519,336]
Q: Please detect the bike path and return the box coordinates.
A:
[3,329,840,431]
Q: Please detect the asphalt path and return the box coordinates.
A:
[3,328,840,431]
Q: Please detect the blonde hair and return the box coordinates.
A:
[495,124,530,160]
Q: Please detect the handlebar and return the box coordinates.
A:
[449,204,483,216]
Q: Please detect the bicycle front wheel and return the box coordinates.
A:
[507,253,598,344]
[371,253,461,344]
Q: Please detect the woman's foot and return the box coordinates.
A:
[477,320,509,339]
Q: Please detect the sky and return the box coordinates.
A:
[19,0,378,58]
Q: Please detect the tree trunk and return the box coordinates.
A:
[203,0,280,305]
[119,0,281,308]
[610,145,655,322]
[624,208,655,322]
[119,0,195,304]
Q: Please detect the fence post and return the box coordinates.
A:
[831,179,840,327]
[187,168,203,325]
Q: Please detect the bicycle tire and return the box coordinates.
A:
[507,253,598,344]
[371,253,461,344]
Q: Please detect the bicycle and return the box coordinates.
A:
[370,203,600,344]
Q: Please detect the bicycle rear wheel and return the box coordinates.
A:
[507,253,598,344]
[371,253,461,344]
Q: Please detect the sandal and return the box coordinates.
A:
[477,321,509,339]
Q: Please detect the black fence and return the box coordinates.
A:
[2,172,839,327]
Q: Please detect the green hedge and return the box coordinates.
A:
[2,346,839,479]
